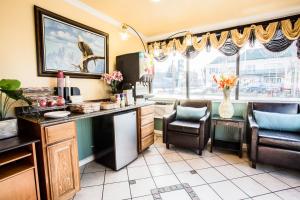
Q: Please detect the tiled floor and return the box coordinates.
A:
[74,136,300,200]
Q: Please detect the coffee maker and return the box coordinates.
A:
[116,52,154,102]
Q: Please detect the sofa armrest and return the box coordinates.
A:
[248,114,259,164]
[163,111,176,123]
[163,111,176,143]
[199,111,211,149]
[248,114,259,129]
[200,111,211,124]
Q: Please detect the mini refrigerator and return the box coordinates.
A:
[93,110,138,170]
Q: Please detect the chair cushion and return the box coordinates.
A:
[253,110,300,132]
[168,120,200,135]
[176,106,207,121]
[258,129,300,151]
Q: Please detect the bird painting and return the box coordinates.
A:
[73,35,101,72]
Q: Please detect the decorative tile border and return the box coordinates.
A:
[151,183,200,200]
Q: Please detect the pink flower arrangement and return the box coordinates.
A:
[102,71,123,94]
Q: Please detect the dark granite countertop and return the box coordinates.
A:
[17,102,154,126]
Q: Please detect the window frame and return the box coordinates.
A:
[152,41,299,101]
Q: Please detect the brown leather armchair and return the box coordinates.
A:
[163,100,211,155]
[247,102,300,170]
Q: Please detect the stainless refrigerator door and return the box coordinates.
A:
[113,111,138,170]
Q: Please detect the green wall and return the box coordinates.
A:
[76,118,94,160]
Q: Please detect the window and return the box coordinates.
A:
[152,52,187,98]
[189,48,237,99]
[152,40,300,101]
[239,40,300,101]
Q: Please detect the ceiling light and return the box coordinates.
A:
[120,23,147,53]
[151,0,160,2]
[120,24,129,40]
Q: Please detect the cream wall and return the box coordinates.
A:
[0,0,142,100]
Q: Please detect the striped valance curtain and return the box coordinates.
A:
[148,17,300,60]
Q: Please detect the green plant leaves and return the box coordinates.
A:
[0,79,21,91]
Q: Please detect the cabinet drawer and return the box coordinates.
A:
[0,169,37,200]
[141,133,154,151]
[140,105,154,116]
[141,122,154,138]
[45,122,76,145]
[141,114,154,126]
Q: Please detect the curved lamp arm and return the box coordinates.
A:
[122,23,147,53]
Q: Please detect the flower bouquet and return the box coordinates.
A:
[213,74,238,118]
[102,71,123,94]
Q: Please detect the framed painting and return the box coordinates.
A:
[34,6,109,79]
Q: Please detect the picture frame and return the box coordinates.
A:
[34,6,109,79]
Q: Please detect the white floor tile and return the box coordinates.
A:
[233,162,264,176]
[215,165,246,179]
[145,155,165,165]
[197,168,226,183]
[210,180,248,200]
[252,193,281,200]
[176,171,206,186]
[177,149,200,160]
[132,195,154,200]
[162,153,183,162]
[186,158,211,170]
[81,172,105,187]
[103,181,131,200]
[84,161,106,173]
[128,155,147,168]
[128,166,151,180]
[160,189,191,200]
[80,165,85,174]
[168,161,192,173]
[256,164,282,173]
[218,154,245,164]
[251,173,290,192]
[143,147,160,156]
[153,174,180,188]
[74,185,102,200]
[270,170,300,187]
[157,146,177,155]
[204,156,228,167]
[104,168,128,184]
[232,177,270,197]
[275,189,300,200]
[148,163,173,177]
[201,150,216,157]
[130,177,156,198]
[192,184,222,200]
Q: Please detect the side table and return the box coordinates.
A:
[210,114,245,157]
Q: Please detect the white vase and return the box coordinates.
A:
[218,89,234,118]
[0,118,18,139]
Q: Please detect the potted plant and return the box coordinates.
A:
[213,74,238,118]
[0,79,31,139]
[102,71,123,94]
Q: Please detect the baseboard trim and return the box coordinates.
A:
[79,155,95,167]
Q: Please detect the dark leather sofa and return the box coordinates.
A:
[163,100,211,155]
[247,102,300,170]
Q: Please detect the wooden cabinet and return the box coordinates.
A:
[45,122,80,200]
[0,138,40,200]
[138,105,155,152]
[18,120,80,200]
[47,139,79,200]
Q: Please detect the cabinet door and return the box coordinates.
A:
[47,139,80,200]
